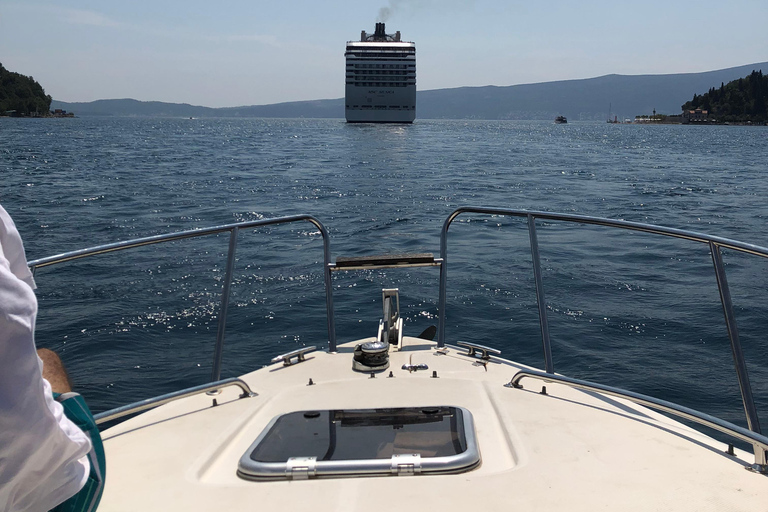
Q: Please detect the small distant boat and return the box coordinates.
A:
[607,103,619,124]
[555,116,567,124]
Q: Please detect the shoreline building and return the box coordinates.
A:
[345,23,416,123]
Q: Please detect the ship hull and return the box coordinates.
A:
[344,85,416,123]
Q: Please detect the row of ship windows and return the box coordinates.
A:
[347,82,414,86]
[347,61,415,66]
[345,47,415,52]
[345,46,415,51]
[347,64,414,69]
[345,52,415,58]
[347,81,414,85]
[347,71,413,76]
[347,105,415,110]
[346,82,415,87]
[346,75,413,80]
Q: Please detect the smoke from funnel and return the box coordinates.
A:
[377,0,405,22]
[377,7,391,22]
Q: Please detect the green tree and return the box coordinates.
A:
[0,63,53,115]
[682,70,768,123]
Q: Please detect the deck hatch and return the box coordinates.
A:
[238,406,479,480]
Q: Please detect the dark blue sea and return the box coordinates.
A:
[2,117,767,436]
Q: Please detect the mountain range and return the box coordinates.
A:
[51,61,768,120]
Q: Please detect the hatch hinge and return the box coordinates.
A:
[286,457,317,480]
[391,453,422,476]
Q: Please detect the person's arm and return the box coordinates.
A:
[0,206,91,512]
[37,347,74,393]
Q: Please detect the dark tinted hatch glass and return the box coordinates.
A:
[250,406,467,462]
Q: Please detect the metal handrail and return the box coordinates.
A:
[28,215,339,381]
[28,207,768,467]
[438,206,768,466]
[93,377,255,425]
[508,369,768,472]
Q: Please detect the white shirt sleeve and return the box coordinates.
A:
[0,205,91,512]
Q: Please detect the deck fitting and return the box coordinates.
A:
[307,378,315,386]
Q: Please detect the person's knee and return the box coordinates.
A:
[37,348,73,394]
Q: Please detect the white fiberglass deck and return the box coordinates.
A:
[99,336,767,512]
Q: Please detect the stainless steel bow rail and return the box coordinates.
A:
[27,208,768,471]
[437,206,768,472]
[28,216,444,424]
[28,215,336,422]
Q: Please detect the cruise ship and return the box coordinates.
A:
[345,23,416,123]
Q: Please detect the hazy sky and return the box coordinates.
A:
[2,0,766,107]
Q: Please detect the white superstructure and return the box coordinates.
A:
[345,23,416,123]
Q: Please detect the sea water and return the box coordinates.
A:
[1,117,767,434]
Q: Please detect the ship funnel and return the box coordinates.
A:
[374,22,386,39]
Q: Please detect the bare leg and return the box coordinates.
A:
[37,348,73,394]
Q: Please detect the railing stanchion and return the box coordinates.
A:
[528,215,554,374]
[710,242,762,439]
[437,256,446,348]
[320,224,337,352]
[211,227,239,382]
[438,211,459,348]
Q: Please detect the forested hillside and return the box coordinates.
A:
[682,70,767,122]
[0,63,52,115]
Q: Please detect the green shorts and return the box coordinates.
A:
[50,393,106,512]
